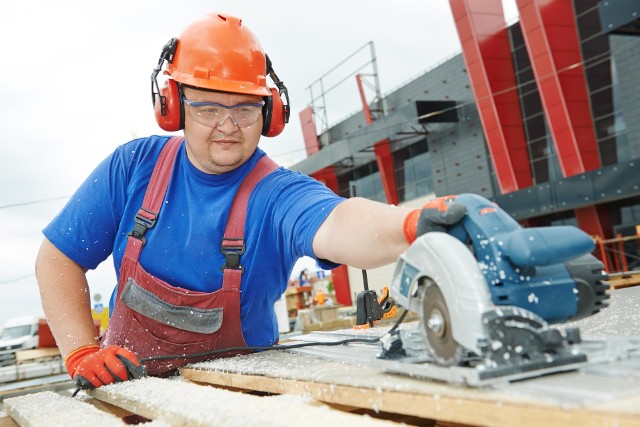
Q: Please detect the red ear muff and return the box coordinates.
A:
[262,87,286,137]
[154,78,184,132]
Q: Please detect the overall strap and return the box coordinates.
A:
[127,136,184,249]
[221,155,279,290]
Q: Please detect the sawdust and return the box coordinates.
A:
[565,286,640,336]
[3,391,125,426]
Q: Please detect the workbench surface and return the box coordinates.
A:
[181,286,640,427]
[2,288,638,427]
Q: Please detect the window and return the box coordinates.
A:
[402,152,433,201]
[349,172,386,202]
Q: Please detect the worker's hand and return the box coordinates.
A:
[64,344,146,390]
[403,195,467,243]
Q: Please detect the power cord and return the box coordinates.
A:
[139,336,381,363]
[72,309,412,397]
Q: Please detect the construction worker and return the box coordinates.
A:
[35,12,466,389]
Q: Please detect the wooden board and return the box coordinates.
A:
[89,377,399,427]
[3,391,125,426]
[180,287,640,427]
[0,411,18,427]
[14,348,60,364]
[1,378,400,426]
[181,350,640,427]
[608,274,640,290]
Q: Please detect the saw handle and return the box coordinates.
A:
[403,195,467,243]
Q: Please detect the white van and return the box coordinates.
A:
[0,316,40,366]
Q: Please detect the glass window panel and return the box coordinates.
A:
[532,159,549,184]
[590,89,614,119]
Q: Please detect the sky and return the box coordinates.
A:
[0,1,517,326]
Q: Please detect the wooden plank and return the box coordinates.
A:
[609,275,640,290]
[180,351,640,427]
[3,391,125,426]
[0,411,19,427]
[89,376,399,427]
[15,348,60,364]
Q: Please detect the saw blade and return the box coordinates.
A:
[421,280,465,366]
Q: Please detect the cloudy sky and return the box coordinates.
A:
[0,1,518,326]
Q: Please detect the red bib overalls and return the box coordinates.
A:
[102,137,278,375]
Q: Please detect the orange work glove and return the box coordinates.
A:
[403,195,467,243]
[64,344,146,390]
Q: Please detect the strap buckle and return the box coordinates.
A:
[127,208,157,245]
[221,238,245,271]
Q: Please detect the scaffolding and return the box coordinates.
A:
[305,41,383,145]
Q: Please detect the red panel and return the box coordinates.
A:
[311,166,339,194]
[374,139,399,206]
[574,205,608,241]
[516,0,601,176]
[331,265,352,306]
[37,318,57,348]
[299,107,320,156]
[450,0,533,194]
[356,74,373,125]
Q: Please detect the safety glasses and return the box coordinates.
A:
[182,97,265,128]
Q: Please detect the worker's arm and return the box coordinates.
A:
[34,238,98,358]
[312,197,413,269]
[35,238,144,389]
[313,196,467,270]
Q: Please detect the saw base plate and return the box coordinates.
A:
[287,327,640,387]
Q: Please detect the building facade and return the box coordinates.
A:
[291,0,640,305]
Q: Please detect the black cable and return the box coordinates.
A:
[138,336,381,363]
[387,308,409,336]
[71,335,383,396]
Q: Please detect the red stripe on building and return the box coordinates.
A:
[450,0,533,194]
[299,107,320,156]
[516,0,601,176]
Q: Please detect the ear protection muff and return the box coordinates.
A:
[261,55,290,137]
[261,87,286,137]
[151,39,290,136]
[154,78,184,132]
[151,38,184,132]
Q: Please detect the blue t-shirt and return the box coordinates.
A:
[43,135,345,346]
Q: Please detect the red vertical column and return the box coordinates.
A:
[310,166,352,305]
[575,205,611,243]
[356,74,374,125]
[516,0,601,176]
[374,139,399,206]
[450,0,533,194]
[331,265,352,306]
[299,107,320,156]
[311,166,339,194]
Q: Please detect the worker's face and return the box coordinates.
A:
[182,87,264,175]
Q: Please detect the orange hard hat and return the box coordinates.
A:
[167,12,271,96]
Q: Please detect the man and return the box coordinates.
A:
[35,12,463,389]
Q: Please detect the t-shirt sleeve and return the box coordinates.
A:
[43,144,134,270]
[264,169,346,270]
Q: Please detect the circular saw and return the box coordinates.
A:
[383,193,610,383]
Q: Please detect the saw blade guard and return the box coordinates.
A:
[390,232,494,357]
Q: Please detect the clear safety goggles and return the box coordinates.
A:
[182,97,265,128]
